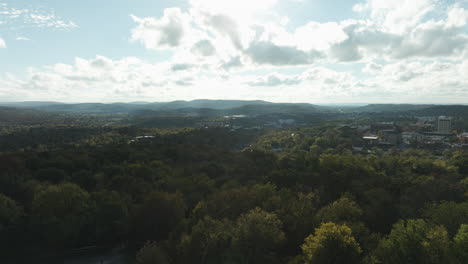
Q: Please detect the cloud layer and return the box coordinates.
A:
[1,0,468,103]
[130,0,468,65]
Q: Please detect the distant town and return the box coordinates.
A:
[195,115,467,154]
[354,116,467,153]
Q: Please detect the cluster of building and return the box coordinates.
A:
[196,116,298,130]
[358,116,468,152]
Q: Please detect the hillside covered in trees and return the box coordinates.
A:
[0,116,467,264]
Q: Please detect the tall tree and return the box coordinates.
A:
[453,224,468,264]
[301,222,362,264]
[376,219,450,264]
[232,208,285,264]
[129,191,186,242]
[31,183,93,248]
[178,216,233,264]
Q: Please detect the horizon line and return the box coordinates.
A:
[1,100,468,106]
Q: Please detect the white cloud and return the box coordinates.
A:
[0,37,5,48]
[363,62,383,74]
[191,39,216,56]
[220,56,243,70]
[245,67,357,101]
[171,63,196,71]
[245,41,323,65]
[0,55,267,102]
[131,0,468,68]
[447,5,468,28]
[329,4,468,62]
[0,56,170,102]
[189,0,278,22]
[353,0,436,34]
[248,73,301,86]
[15,36,30,41]
[3,54,468,103]
[28,14,77,30]
[244,57,468,103]
[294,22,348,51]
[377,60,468,101]
[130,8,188,50]
[390,20,468,59]
[0,3,77,31]
[199,12,244,50]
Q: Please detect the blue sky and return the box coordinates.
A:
[0,0,186,72]
[0,0,358,72]
[1,0,468,103]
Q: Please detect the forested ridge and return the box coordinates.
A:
[0,125,467,264]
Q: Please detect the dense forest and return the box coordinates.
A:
[0,102,468,263]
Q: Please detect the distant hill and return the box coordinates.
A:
[148,99,273,110]
[33,103,143,114]
[350,104,435,113]
[405,105,468,117]
[131,107,222,117]
[227,103,322,115]
[0,101,65,108]
[4,100,328,115]
[131,103,327,118]
[7,101,466,117]
[0,107,62,125]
